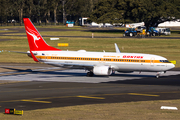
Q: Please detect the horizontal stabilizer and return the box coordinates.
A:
[3,50,28,54]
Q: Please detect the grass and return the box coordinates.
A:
[0,28,180,66]
[0,99,180,120]
[0,24,82,30]
[1,38,180,67]
[0,26,180,120]
[0,37,180,67]
[4,31,123,37]
[0,30,15,33]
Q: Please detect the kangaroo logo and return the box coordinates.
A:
[26,27,40,48]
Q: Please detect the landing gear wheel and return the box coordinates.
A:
[130,33,133,37]
[87,72,93,77]
[156,74,159,78]
[147,32,151,37]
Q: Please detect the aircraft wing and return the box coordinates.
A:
[44,62,94,69]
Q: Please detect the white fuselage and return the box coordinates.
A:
[23,18,175,77]
[33,50,175,72]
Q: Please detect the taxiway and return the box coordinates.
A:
[0,63,180,112]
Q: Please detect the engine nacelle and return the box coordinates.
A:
[93,66,112,76]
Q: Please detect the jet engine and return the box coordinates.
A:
[93,66,112,75]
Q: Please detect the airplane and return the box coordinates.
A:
[23,18,175,78]
[125,22,145,28]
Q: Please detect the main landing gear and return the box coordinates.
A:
[87,71,94,77]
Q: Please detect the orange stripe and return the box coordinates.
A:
[35,56,168,64]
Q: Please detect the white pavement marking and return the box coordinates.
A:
[160,106,178,110]
[0,69,179,83]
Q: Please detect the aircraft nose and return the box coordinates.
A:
[168,63,175,70]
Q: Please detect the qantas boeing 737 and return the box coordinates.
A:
[23,18,175,78]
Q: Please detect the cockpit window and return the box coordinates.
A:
[159,60,171,63]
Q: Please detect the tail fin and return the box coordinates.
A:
[23,18,60,51]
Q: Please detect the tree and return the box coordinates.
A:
[90,0,180,28]
[25,0,35,19]
[14,0,25,25]
[0,0,101,25]
[128,0,180,28]
[0,0,14,23]
[90,0,125,25]
[65,0,94,23]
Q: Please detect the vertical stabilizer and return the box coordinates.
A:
[23,18,60,51]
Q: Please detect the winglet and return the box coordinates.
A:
[115,43,121,53]
[30,51,39,62]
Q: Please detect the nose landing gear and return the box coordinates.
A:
[156,71,166,78]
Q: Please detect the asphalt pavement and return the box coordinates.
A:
[0,63,180,112]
